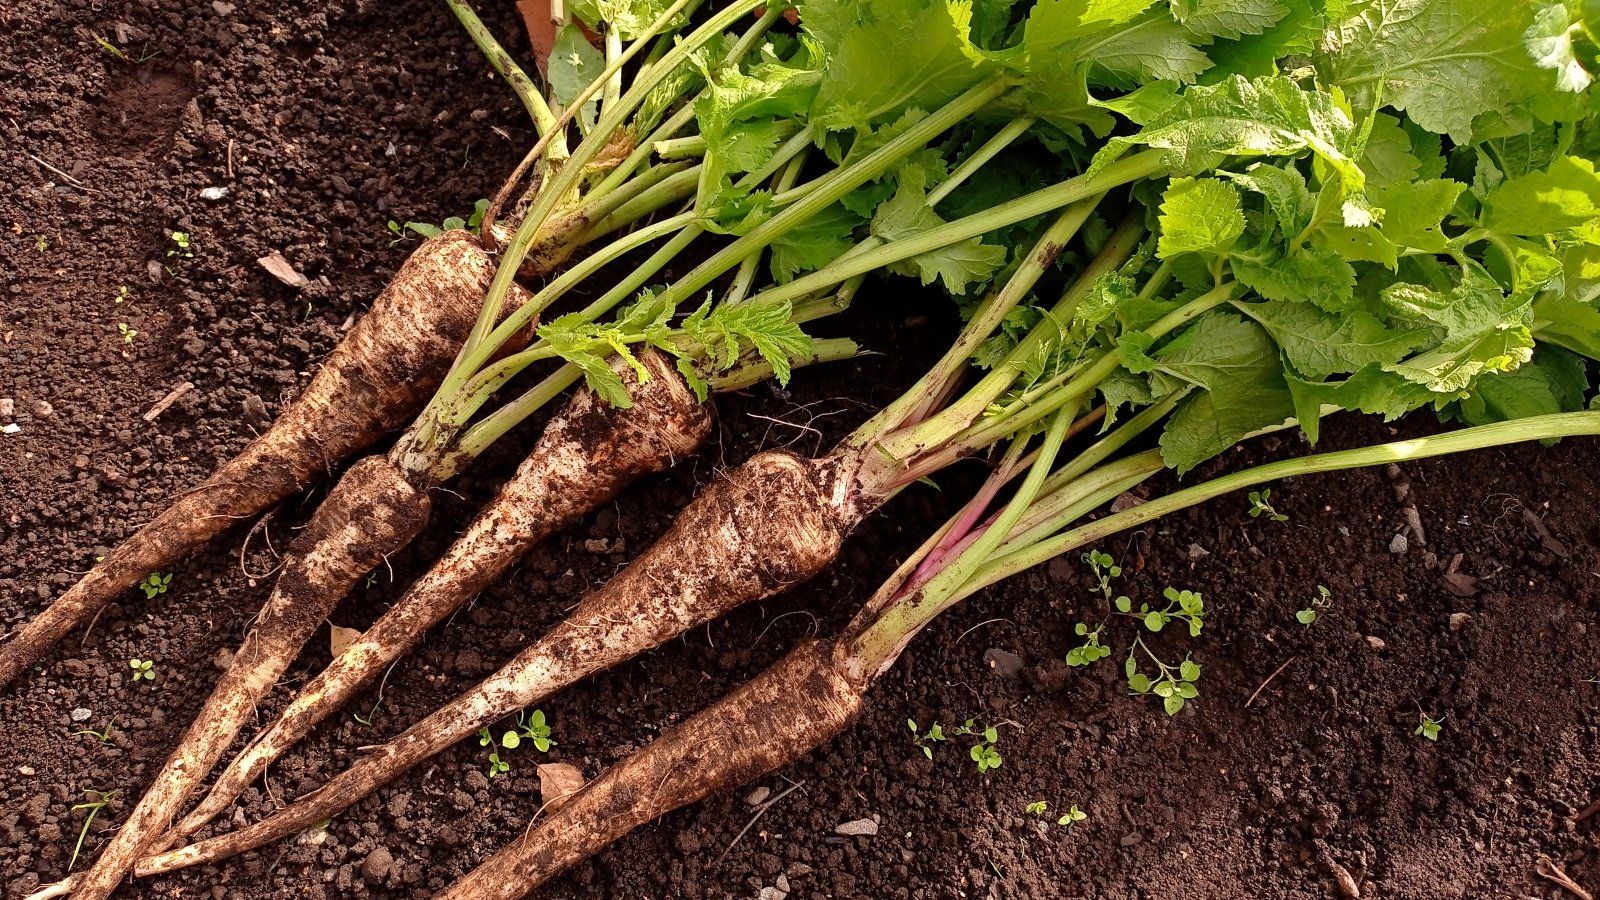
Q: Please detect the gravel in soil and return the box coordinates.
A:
[3,2,1600,899]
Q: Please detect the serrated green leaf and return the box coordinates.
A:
[1287,363,1441,443]
[1224,162,1313,240]
[1096,75,1361,186]
[808,0,993,130]
[770,203,865,283]
[1231,244,1357,311]
[1158,176,1246,258]
[1534,294,1600,359]
[1315,0,1554,142]
[1172,0,1287,40]
[1085,10,1214,87]
[1202,0,1324,80]
[1150,313,1296,473]
[1525,2,1592,93]
[1457,345,1590,425]
[1483,155,1600,237]
[871,179,1008,293]
[1238,299,1428,378]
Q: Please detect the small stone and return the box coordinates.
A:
[1186,543,1209,561]
[785,863,813,879]
[583,538,610,553]
[211,0,236,13]
[745,786,771,806]
[984,648,1024,680]
[1448,612,1470,631]
[835,818,878,836]
[0,398,15,418]
[17,765,36,776]
[775,874,791,893]
[1364,635,1386,651]
[1388,533,1409,554]
[199,186,230,200]
[70,707,93,723]
[1110,492,1146,513]
[258,251,309,289]
[757,888,786,900]
[360,847,393,883]
[1,423,19,435]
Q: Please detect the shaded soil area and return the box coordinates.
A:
[3,2,1599,899]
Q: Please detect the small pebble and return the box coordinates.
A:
[757,888,786,900]
[199,186,230,200]
[0,398,14,418]
[1186,543,1209,561]
[775,874,791,893]
[835,818,878,836]
[211,0,237,13]
[1364,635,1386,651]
[745,786,771,806]
[1448,612,1470,631]
[1388,533,1409,554]
[70,707,93,723]
[361,847,393,883]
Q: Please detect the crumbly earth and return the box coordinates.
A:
[2,2,1598,899]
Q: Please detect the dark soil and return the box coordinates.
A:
[3,2,1599,899]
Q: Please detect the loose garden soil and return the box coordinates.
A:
[3,2,1599,898]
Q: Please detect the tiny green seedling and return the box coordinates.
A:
[129,658,155,682]
[487,751,511,778]
[1025,800,1048,816]
[113,285,129,304]
[118,323,138,345]
[92,34,157,63]
[1415,711,1445,741]
[69,789,117,871]
[1296,585,1333,625]
[36,235,49,253]
[969,733,1002,773]
[1117,586,1206,637]
[1065,622,1110,667]
[167,230,193,258]
[906,718,947,759]
[1081,549,1129,608]
[386,200,490,245]
[73,719,116,743]
[949,719,1002,773]
[1125,637,1201,716]
[501,709,555,752]
[1247,488,1288,522]
[138,572,173,599]
[1057,804,1088,827]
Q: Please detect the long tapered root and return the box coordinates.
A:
[0,232,505,691]
[439,640,866,900]
[137,448,860,877]
[73,456,432,900]
[166,350,711,843]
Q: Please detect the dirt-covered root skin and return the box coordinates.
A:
[165,350,710,841]
[0,232,500,691]
[560,448,856,648]
[71,457,431,900]
[439,640,866,900]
